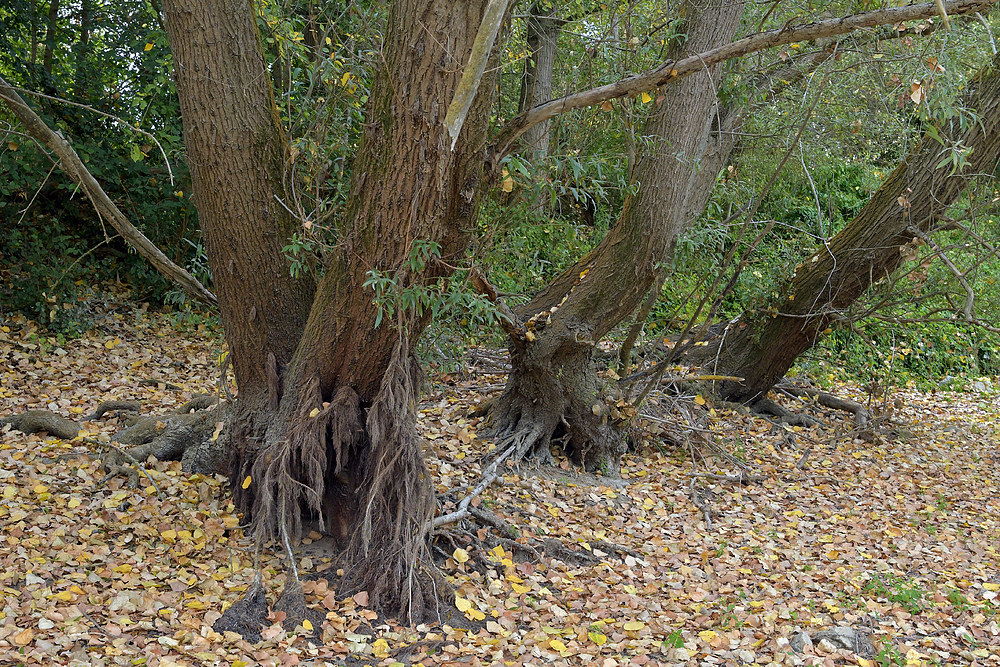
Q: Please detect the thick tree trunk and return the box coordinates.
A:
[706,51,1000,403]
[166,0,495,622]
[163,0,316,415]
[486,0,746,473]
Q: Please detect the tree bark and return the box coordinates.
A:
[163,0,316,414]
[165,0,496,622]
[43,0,59,76]
[484,0,746,473]
[517,1,559,213]
[706,50,1000,403]
[518,1,558,162]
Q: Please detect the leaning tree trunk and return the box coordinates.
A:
[484,0,746,473]
[168,0,495,622]
[706,50,1000,403]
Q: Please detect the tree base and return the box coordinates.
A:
[479,331,629,475]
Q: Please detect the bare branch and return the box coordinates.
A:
[444,0,509,150]
[493,0,997,157]
[0,76,217,306]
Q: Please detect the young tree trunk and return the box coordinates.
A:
[484,0,746,474]
[704,51,1000,403]
[165,0,495,622]
[519,2,558,161]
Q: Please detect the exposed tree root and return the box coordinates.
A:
[775,380,870,429]
[341,340,440,624]
[1,399,229,482]
[750,397,823,428]
[1,410,81,440]
[213,573,268,642]
[85,400,141,421]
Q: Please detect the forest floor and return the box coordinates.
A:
[1,304,999,667]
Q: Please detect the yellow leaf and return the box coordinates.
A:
[242,475,252,489]
[525,330,536,342]
[2,486,16,500]
[12,628,33,646]
[232,662,249,667]
[185,599,206,609]
[309,407,320,418]
[549,639,567,652]
[502,176,514,193]
[640,92,652,104]
[579,269,590,279]
[511,583,530,594]
[114,564,133,574]
[453,548,470,564]
[105,338,121,349]
[7,141,17,151]
[455,596,472,612]
[548,507,559,517]
[372,637,388,658]
[588,631,608,645]
[144,43,153,51]
[341,72,351,86]
[52,590,73,601]
[302,619,314,631]
[623,621,645,631]
[468,608,485,621]
[694,394,706,406]
[67,497,81,508]
[698,630,717,642]
[174,190,184,198]
[160,529,177,543]
[33,484,49,495]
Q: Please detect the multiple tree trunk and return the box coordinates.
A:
[13,0,990,628]
[163,0,495,621]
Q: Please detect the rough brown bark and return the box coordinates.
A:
[706,50,1000,403]
[485,0,746,473]
[165,0,496,623]
[163,0,316,415]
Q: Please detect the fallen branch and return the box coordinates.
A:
[431,445,514,530]
[685,471,765,484]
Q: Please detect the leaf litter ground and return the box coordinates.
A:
[1,309,999,667]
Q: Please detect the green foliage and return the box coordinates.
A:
[477,198,607,296]
[864,574,926,614]
[365,240,508,333]
[1,0,202,326]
